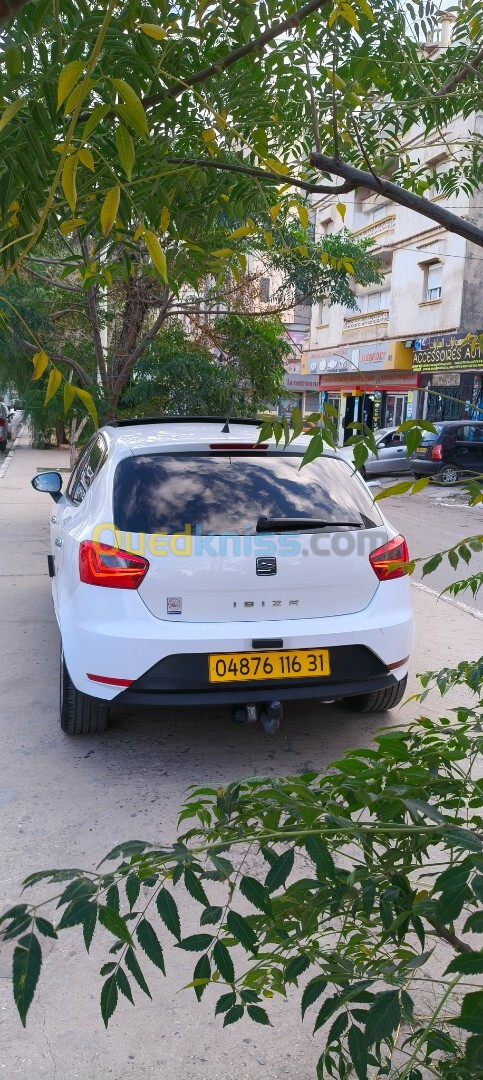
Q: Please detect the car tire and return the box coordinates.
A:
[359,465,366,479]
[344,675,407,714]
[437,463,459,485]
[0,439,7,452]
[60,645,110,734]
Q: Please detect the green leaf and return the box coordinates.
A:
[138,22,167,40]
[116,967,134,1004]
[421,553,444,577]
[125,875,140,912]
[464,912,483,934]
[300,432,324,468]
[200,906,223,925]
[35,918,57,939]
[192,953,211,1001]
[239,875,271,913]
[12,933,42,1027]
[57,60,84,111]
[74,386,98,428]
[305,836,336,879]
[247,1005,271,1025]
[83,904,97,952]
[61,153,78,214]
[450,991,483,1035]
[144,230,168,284]
[175,934,214,952]
[265,848,294,893]
[223,1005,244,1027]
[98,906,133,946]
[297,204,309,229]
[285,954,310,983]
[226,911,257,953]
[434,863,471,925]
[156,887,181,940]
[364,990,401,1045]
[327,1010,348,1045]
[81,103,109,141]
[213,940,235,983]
[113,79,149,140]
[215,991,236,1015]
[0,98,24,134]
[100,974,118,1027]
[348,1025,368,1080]
[184,868,209,906]
[375,480,414,500]
[301,976,327,1019]
[445,951,483,976]
[57,897,94,930]
[136,919,166,973]
[100,185,120,238]
[115,124,135,180]
[125,946,151,998]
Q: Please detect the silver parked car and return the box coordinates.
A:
[361,427,411,477]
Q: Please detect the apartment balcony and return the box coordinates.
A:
[352,214,396,242]
[343,309,390,332]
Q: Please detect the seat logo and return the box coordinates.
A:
[256,557,277,576]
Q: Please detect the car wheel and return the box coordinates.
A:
[438,464,459,485]
[0,440,7,452]
[60,644,110,734]
[359,465,366,479]
[344,675,407,714]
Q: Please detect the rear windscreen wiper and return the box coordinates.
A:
[256,516,363,532]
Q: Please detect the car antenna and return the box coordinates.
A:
[221,417,230,433]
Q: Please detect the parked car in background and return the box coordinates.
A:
[411,420,483,485]
[340,427,411,477]
[31,417,413,735]
[361,427,411,477]
[0,401,8,451]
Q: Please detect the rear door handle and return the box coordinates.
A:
[51,515,58,524]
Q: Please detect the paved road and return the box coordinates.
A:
[377,478,483,613]
[0,437,482,1080]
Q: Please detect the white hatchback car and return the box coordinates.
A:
[32,417,413,734]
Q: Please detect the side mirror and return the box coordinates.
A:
[31,471,63,502]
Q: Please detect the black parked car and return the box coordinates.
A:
[411,420,483,485]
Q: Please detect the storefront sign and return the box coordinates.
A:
[317,371,420,393]
[413,333,483,373]
[303,340,412,375]
[283,372,319,392]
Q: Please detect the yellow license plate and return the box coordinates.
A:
[208,649,331,683]
[415,448,427,454]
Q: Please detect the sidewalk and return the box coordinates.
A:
[0,436,481,1080]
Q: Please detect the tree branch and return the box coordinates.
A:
[23,263,82,294]
[428,919,474,955]
[164,157,355,195]
[142,0,332,108]
[111,289,173,401]
[81,238,108,389]
[20,338,91,386]
[435,43,483,97]
[309,152,483,248]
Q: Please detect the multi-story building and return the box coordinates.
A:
[299,25,482,441]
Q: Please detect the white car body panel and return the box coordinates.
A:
[40,420,413,707]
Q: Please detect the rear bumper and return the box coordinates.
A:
[410,459,441,477]
[59,577,414,703]
[114,645,401,707]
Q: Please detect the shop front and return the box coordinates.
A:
[302,340,416,442]
[412,333,483,422]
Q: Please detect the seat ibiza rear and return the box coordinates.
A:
[32,418,413,733]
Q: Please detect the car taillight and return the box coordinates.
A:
[431,444,442,460]
[369,535,409,581]
[79,541,148,589]
[0,418,5,427]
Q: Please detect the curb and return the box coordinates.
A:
[411,580,483,622]
[0,424,24,482]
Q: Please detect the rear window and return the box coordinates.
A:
[419,424,443,445]
[113,453,382,534]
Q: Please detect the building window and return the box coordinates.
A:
[318,299,330,324]
[260,277,270,303]
[429,159,450,199]
[351,289,390,315]
[425,263,442,301]
[365,204,389,224]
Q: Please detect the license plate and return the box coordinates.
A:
[414,448,427,455]
[208,649,331,683]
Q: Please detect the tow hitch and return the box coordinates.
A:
[231,700,283,734]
